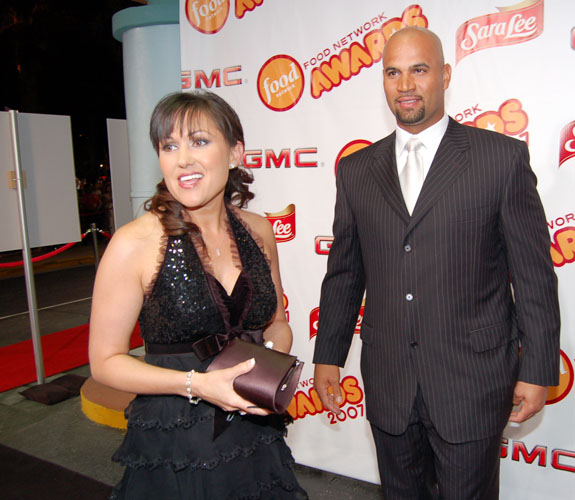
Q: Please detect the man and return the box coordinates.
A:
[313,26,560,499]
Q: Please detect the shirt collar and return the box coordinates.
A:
[395,114,449,155]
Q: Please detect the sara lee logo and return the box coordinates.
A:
[309,307,319,338]
[334,139,372,175]
[181,66,241,89]
[459,99,529,143]
[549,222,575,268]
[185,0,229,34]
[311,5,428,99]
[265,204,295,243]
[283,293,289,322]
[309,302,364,339]
[559,121,575,167]
[243,148,317,168]
[236,0,264,19]
[257,55,304,111]
[287,375,365,422]
[546,350,574,405]
[501,438,575,473]
[456,0,544,64]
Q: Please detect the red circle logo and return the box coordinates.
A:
[185,0,230,34]
[257,55,304,111]
[546,350,574,405]
[334,140,372,175]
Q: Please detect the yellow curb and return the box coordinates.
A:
[81,387,128,430]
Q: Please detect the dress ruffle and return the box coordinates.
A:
[110,353,307,500]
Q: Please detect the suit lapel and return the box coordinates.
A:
[367,133,410,224]
[366,119,471,228]
[407,118,471,231]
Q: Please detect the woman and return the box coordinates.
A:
[89,91,308,499]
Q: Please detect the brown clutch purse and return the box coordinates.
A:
[206,338,304,413]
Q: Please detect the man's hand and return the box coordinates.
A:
[314,364,343,414]
[508,381,548,423]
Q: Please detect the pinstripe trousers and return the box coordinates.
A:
[371,387,501,500]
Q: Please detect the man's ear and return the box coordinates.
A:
[442,63,452,90]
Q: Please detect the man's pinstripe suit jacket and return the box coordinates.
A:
[313,117,560,443]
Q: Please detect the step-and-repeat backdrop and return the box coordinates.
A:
[179,1,574,497]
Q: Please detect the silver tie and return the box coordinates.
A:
[399,137,424,215]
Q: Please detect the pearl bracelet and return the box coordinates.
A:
[185,370,201,405]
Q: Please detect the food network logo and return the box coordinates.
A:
[458,99,529,143]
[184,0,265,34]
[549,214,575,268]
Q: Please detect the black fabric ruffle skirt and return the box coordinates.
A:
[110,352,308,500]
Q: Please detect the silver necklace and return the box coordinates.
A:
[210,229,227,257]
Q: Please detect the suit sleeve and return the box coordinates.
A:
[313,159,366,367]
[500,141,561,386]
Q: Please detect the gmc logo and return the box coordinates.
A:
[243,148,318,168]
[315,236,333,255]
[501,438,575,473]
[181,66,242,89]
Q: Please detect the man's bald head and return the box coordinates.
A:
[384,27,446,67]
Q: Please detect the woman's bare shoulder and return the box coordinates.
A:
[234,208,273,235]
[103,213,163,262]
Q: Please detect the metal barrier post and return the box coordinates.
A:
[90,223,100,270]
[9,110,45,384]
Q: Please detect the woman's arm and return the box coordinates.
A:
[244,212,293,354]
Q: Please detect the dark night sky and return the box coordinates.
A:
[0,0,142,181]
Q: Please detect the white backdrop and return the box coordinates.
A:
[179,1,575,497]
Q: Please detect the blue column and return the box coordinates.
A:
[113,0,180,218]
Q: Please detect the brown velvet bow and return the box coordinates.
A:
[191,329,263,361]
[190,329,264,440]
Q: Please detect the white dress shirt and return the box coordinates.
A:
[395,114,449,181]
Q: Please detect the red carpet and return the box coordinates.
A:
[0,324,142,392]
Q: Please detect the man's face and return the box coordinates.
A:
[382,29,451,134]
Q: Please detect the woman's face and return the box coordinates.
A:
[158,114,242,212]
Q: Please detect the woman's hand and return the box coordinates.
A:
[191,359,271,416]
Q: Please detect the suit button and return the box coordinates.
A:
[406,293,414,301]
[404,244,412,252]
[410,341,419,348]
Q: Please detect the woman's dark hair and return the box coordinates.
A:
[145,91,254,236]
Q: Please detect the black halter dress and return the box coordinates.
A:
[109,210,308,499]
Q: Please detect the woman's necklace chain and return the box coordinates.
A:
[209,227,227,257]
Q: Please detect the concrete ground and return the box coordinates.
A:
[0,244,382,499]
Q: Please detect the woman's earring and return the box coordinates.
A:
[229,163,237,170]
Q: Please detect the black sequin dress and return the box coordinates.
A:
[109,210,308,500]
